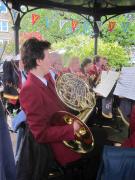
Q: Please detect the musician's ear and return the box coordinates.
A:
[36,59,42,66]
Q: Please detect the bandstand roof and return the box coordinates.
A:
[9,0,135,17]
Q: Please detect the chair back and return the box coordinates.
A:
[97,145,135,180]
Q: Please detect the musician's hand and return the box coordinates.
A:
[73,121,81,133]
[114,143,122,147]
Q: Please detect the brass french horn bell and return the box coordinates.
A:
[54,73,96,153]
[51,111,94,153]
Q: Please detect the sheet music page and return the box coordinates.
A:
[113,67,135,100]
[93,70,119,97]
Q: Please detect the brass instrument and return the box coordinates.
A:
[53,73,96,153]
[118,108,129,127]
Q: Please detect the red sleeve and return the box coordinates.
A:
[122,105,135,148]
[130,105,135,134]
[20,86,75,144]
[122,132,135,148]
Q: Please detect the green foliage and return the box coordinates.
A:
[0,41,15,56]
[53,35,129,67]
[5,42,15,55]
[19,9,133,64]
[20,9,135,48]
[101,14,135,47]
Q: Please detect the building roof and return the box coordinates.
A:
[9,0,135,17]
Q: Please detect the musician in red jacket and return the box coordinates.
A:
[62,57,81,74]
[20,38,81,166]
[88,55,102,77]
[122,104,135,147]
[49,51,63,77]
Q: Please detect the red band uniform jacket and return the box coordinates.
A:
[20,72,80,166]
[122,105,135,148]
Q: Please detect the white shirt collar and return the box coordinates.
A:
[33,70,56,87]
[49,69,56,81]
[36,75,48,86]
[21,71,27,85]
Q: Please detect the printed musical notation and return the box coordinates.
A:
[114,67,135,100]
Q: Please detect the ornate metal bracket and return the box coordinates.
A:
[1,0,39,27]
[1,0,40,54]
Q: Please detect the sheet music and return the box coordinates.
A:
[93,70,119,97]
[113,67,135,100]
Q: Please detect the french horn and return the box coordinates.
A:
[53,73,96,153]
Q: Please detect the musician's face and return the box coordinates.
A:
[54,60,63,72]
[70,58,80,72]
[37,50,51,74]
[84,63,93,73]
[102,59,107,66]
[51,55,63,72]
[96,60,102,68]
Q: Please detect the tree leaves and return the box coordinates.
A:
[53,35,129,68]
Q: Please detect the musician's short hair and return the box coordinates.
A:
[93,55,101,64]
[81,58,92,67]
[21,38,51,71]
